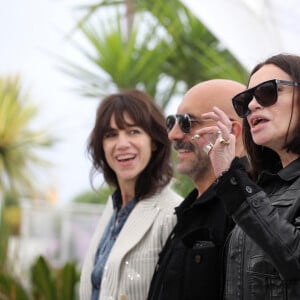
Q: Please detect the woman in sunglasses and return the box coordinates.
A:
[197,53,300,299]
[79,89,182,300]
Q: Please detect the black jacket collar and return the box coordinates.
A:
[259,157,300,185]
[175,185,217,217]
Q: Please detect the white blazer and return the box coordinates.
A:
[79,186,182,300]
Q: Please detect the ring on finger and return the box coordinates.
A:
[192,134,200,140]
[219,137,230,145]
[203,142,214,154]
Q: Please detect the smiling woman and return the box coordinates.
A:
[79,89,182,300]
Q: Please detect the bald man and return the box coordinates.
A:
[147,79,247,300]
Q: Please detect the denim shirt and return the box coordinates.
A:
[91,190,136,300]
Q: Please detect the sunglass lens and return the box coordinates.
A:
[233,92,253,117]
[254,81,277,107]
[178,114,191,133]
[166,114,191,133]
[166,115,176,132]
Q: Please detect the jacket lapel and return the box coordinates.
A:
[107,193,161,265]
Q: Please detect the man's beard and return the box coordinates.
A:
[174,140,211,181]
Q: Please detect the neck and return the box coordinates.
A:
[118,181,135,207]
[279,151,299,168]
[194,171,216,198]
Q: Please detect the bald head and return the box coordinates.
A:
[176,79,246,159]
[179,79,246,121]
[169,79,246,190]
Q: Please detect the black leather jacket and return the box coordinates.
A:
[147,186,234,300]
[215,157,300,300]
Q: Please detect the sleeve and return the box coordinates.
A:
[213,157,261,214]
[213,158,300,280]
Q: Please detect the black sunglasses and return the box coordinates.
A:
[232,79,299,118]
[166,114,199,134]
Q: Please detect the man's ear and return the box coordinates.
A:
[231,120,245,156]
[231,120,242,139]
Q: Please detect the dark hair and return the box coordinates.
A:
[87,89,173,200]
[243,53,300,179]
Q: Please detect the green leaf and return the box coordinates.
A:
[31,256,57,300]
[0,272,30,300]
[56,262,79,300]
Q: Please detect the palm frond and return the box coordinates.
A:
[0,75,56,197]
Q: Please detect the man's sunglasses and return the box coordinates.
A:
[166,114,199,134]
[232,79,299,118]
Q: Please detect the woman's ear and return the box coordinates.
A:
[151,141,157,151]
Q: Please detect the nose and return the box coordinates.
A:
[115,132,130,149]
[248,96,262,114]
[168,122,185,141]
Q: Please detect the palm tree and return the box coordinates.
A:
[0,75,59,299]
[64,0,248,108]
[0,75,56,200]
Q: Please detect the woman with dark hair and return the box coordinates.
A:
[196,54,300,299]
[80,89,182,300]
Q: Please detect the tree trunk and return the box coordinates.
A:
[125,0,134,40]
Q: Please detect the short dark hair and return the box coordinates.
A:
[87,89,173,200]
[243,54,300,179]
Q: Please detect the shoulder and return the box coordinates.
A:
[153,185,183,209]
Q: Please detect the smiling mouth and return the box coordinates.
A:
[178,148,192,153]
[117,154,136,161]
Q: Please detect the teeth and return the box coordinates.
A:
[117,154,135,160]
[178,149,190,153]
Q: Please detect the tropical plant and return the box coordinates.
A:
[0,255,79,300]
[0,272,30,300]
[31,256,79,300]
[0,206,30,300]
[0,211,79,300]
[0,75,75,300]
[63,0,248,109]
[0,208,9,270]
[0,75,56,198]
[1,190,21,235]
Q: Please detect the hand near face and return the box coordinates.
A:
[193,106,236,177]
